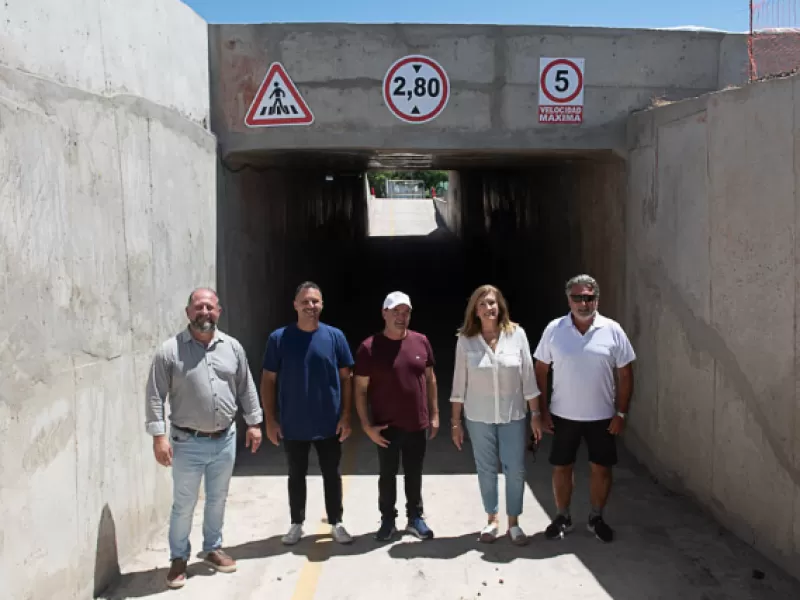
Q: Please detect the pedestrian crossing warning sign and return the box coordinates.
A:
[245,62,314,127]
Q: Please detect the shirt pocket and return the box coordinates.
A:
[496,351,521,369]
[466,351,491,369]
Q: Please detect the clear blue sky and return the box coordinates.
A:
[183,0,750,32]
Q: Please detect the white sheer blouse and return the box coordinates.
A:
[449,325,540,424]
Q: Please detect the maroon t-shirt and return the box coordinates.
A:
[355,331,435,432]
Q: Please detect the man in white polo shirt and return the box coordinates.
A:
[533,274,635,543]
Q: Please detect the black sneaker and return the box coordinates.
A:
[544,514,574,540]
[374,519,397,542]
[587,515,614,543]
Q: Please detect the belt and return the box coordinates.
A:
[173,424,230,439]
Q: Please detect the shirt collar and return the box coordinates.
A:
[564,312,607,332]
[180,327,224,346]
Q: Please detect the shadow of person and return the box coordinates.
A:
[93,505,121,598]
[225,531,385,563]
[387,531,535,565]
[99,562,216,599]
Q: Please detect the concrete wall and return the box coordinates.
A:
[0,1,216,598]
[625,75,800,579]
[209,24,749,162]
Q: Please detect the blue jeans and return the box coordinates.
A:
[169,424,236,561]
[465,418,527,517]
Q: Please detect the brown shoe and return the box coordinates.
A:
[204,549,237,573]
[166,558,187,589]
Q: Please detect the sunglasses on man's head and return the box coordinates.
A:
[569,294,597,303]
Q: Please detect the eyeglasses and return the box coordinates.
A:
[569,294,597,303]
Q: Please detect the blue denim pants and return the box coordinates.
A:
[465,418,527,517]
[168,423,236,561]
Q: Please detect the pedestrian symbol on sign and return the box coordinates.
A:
[264,81,300,116]
[245,62,314,127]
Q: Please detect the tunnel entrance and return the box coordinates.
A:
[218,151,626,412]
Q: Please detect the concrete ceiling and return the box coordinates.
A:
[222,148,619,172]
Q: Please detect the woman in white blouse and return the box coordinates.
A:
[450,285,543,545]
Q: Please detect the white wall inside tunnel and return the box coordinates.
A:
[626,75,800,581]
[0,1,216,598]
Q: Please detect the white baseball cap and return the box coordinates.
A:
[383,291,412,310]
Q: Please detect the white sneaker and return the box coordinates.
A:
[331,522,353,544]
[508,525,528,546]
[282,523,303,545]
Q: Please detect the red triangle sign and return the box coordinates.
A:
[245,62,314,127]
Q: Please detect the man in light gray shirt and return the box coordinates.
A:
[146,287,263,589]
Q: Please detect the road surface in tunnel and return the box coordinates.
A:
[103,196,800,599]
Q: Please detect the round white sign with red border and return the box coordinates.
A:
[538,57,585,124]
[383,55,450,124]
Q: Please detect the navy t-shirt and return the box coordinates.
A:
[262,323,354,441]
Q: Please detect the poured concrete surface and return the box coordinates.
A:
[210,24,750,165]
[0,0,216,598]
[103,430,800,600]
[625,72,800,579]
[368,197,440,237]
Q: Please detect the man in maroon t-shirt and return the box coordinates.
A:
[355,291,440,541]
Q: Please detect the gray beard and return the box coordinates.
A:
[191,318,216,333]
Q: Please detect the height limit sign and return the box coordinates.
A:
[383,55,450,124]
[538,58,584,124]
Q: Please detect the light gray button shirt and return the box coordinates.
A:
[145,328,263,436]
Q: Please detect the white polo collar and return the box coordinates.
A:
[563,312,608,333]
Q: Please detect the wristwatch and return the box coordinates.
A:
[616,411,627,419]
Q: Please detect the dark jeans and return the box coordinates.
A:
[377,427,427,521]
[283,436,343,525]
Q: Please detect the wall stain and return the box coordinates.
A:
[638,257,800,488]
[22,414,75,472]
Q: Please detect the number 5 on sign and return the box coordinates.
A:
[538,58,585,124]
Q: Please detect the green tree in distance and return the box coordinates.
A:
[367,171,449,198]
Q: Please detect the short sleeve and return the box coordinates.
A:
[517,327,540,400]
[335,330,355,368]
[262,331,281,372]
[612,325,636,368]
[354,341,372,377]
[533,323,554,364]
[422,335,435,368]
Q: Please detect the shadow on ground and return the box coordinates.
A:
[106,424,800,600]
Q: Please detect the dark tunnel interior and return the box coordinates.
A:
[217,153,626,430]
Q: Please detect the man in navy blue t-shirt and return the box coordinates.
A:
[260,281,355,546]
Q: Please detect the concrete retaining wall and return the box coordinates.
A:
[0,1,216,598]
[625,74,800,579]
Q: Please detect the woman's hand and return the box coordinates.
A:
[451,421,464,450]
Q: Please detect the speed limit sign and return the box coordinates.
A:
[538,58,585,124]
[383,55,450,124]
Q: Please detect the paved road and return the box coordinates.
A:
[368,197,442,237]
[104,429,800,600]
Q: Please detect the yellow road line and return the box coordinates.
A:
[290,434,360,600]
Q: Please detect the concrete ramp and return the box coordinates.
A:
[368,196,441,237]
